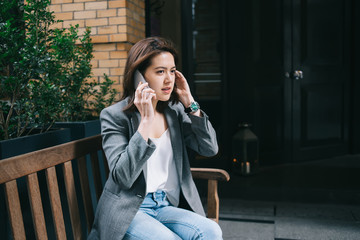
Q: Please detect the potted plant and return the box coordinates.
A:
[45,3,116,140]
[51,24,116,140]
[0,0,72,159]
[0,0,117,153]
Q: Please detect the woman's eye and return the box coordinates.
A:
[157,70,164,74]
[170,69,176,74]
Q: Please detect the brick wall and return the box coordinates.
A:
[49,0,146,95]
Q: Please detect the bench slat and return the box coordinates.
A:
[5,180,26,240]
[27,173,48,240]
[90,152,102,201]
[46,166,66,240]
[63,161,82,240]
[77,156,94,232]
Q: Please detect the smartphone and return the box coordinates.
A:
[134,70,147,88]
[134,70,150,98]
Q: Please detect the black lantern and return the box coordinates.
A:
[232,123,259,175]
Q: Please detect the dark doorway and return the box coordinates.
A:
[185,0,353,166]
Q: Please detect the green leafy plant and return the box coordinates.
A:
[0,0,116,140]
[49,26,117,122]
[0,0,60,139]
[90,74,117,118]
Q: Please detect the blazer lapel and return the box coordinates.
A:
[164,107,183,183]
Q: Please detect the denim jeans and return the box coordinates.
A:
[124,190,223,240]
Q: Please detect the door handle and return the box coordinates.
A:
[285,70,303,80]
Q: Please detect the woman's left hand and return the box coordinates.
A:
[175,70,201,116]
[175,70,194,107]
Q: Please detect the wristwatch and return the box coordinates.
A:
[185,101,200,113]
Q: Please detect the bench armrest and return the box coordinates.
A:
[191,168,230,181]
[191,168,230,222]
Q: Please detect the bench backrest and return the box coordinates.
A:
[0,135,108,240]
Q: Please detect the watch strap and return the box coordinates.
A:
[185,106,192,113]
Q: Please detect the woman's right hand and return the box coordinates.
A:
[134,82,156,140]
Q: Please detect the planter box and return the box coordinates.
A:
[0,128,71,160]
[54,119,100,140]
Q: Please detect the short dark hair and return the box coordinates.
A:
[121,37,179,112]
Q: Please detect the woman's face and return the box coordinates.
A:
[144,51,176,102]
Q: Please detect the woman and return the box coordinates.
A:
[88,37,222,240]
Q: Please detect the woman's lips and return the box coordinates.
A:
[161,87,172,94]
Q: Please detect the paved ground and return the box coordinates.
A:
[197,154,360,239]
[218,199,360,240]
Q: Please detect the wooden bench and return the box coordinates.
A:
[0,134,230,239]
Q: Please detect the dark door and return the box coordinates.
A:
[289,0,351,162]
[226,0,352,165]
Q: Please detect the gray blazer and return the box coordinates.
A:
[88,98,218,239]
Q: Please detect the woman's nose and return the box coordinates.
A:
[164,72,173,83]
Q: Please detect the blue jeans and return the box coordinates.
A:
[124,191,223,240]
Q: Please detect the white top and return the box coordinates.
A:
[143,129,180,206]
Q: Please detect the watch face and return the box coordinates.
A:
[190,102,200,111]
